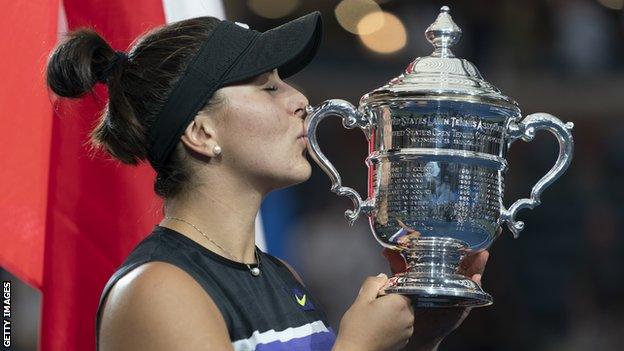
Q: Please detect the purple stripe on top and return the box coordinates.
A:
[255,330,336,351]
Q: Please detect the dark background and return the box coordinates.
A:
[252,1,624,350]
[3,1,623,350]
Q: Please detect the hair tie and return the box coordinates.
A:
[96,51,129,84]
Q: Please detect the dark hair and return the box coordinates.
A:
[45,17,224,199]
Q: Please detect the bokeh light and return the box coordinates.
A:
[335,0,384,35]
[358,12,407,54]
[595,0,624,10]
[247,0,300,19]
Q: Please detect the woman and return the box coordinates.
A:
[46,11,489,351]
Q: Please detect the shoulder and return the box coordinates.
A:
[272,256,306,286]
[98,261,233,351]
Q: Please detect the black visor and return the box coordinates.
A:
[147,11,323,172]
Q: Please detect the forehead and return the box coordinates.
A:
[218,69,277,93]
[248,69,278,85]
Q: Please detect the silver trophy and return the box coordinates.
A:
[305,6,574,307]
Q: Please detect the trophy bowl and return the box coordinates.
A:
[304,6,574,307]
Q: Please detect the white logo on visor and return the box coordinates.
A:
[235,22,250,29]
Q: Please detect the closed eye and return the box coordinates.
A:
[263,85,278,92]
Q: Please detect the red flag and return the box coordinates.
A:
[0,0,59,292]
[2,1,229,349]
[40,1,166,350]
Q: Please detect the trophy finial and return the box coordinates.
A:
[425,6,462,58]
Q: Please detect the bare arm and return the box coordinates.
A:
[98,262,233,351]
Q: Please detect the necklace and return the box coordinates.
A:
[164,216,261,277]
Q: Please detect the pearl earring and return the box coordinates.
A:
[213,145,222,156]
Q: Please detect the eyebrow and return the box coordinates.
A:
[237,69,275,87]
[253,71,272,85]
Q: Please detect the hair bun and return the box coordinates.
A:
[46,28,119,98]
[95,51,129,84]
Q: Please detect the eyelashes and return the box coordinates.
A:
[263,85,278,92]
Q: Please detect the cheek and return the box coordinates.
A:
[221,98,292,168]
[227,95,288,139]
[237,117,287,156]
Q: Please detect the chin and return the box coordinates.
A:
[272,161,312,190]
[295,163,313,183]
[288,162,313,185]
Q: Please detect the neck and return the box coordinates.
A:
[160,168,264,263]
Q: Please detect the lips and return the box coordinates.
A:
[297,124,308,139]
[297,134,308,146]
[298,135,307,156]
[297,125,308,154]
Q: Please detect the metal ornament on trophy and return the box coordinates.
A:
[304,6,574,307]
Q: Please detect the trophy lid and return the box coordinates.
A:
[361,6,519,112]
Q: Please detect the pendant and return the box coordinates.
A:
[250,267,260,276]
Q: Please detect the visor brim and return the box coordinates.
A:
[223,11,322,84]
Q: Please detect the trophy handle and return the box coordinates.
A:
[501,113,574,238]
[304,99,374,225]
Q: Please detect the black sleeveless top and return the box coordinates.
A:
[95,225,336,350]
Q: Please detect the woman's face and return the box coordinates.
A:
[211,69,311,191]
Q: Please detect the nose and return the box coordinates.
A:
[292,91,309,120]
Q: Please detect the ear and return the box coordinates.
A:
[180,116,220,158]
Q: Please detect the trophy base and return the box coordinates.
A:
[384,237,493,308]
[384,273,493,307]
